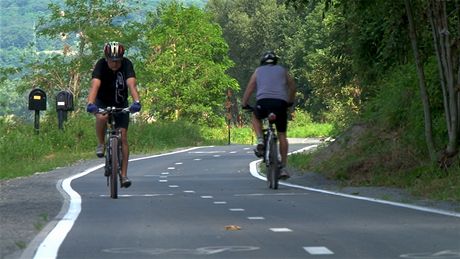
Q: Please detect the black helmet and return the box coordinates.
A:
[104,41,125,61]
[260,51,278,65]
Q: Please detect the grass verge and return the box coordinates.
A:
[0,113,332,180]
[288,125,460,202]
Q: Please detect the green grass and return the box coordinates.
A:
[0,113,331,180]
[288,127,460,202]
[289,123,333,138]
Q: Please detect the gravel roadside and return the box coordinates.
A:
[0,159,103,259]
[1,147,460,259]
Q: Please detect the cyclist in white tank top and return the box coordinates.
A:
[242,51,296,179]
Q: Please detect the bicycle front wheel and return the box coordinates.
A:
[110,137,119,199]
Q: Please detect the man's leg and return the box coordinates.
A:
[95,114,108,157]
[252,113,263,138]
[278,132,290,180]
[120,128,131,187]
[252,113,265,156]
[278,132,288,166]
[120,128,129,177]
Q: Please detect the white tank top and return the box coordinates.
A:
[255,64,288,101]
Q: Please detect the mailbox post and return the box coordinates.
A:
[55,90,74,130]
[28,88,47,134]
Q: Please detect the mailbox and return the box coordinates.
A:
[56,90,74,111]
[28,88,47,111]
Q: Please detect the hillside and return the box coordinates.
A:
[0,0,207,67]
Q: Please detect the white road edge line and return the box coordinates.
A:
[249,145,460,218]
[29,146,205,259]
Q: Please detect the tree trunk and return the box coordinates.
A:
[428,0,459,160]
[404,0,437,163]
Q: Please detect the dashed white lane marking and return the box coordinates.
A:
[303,246,334,255]
[175,162,183,165]
[213,155,221,157]
[183,190,195,193]
[160,176,168,178]
[159,180,168,183]
[169,185,179,188]
[229,208,245,212]
[270,228,292,232]
[247,217,265,220]
[194,158,201,161]
[161,172,170,175]
[167,167,175,170]
[213,201,227,204]
[243,148,250,150]
[201,196,213,199]
[229,151,237,154]
[34,146,207,259]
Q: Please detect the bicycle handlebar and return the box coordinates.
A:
[97,107,131,115]
[242,105,255,112]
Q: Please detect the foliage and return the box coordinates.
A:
[0,111,330,179]
[207,0,313,112]
[2,0,459,202]
[0,112,204,179]
[0,0,50,50]
[0,0,207,62]
[20,0,139,110]
[281,0,460,202]
[0,113,93,179]
[206,0,368,126]
[138,1,238,126]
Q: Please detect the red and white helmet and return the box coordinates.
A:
[104,41,125,61]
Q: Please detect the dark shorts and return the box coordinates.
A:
[95,99,129,129]
[255,98,288,133]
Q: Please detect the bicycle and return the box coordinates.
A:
[97,107,130,199]
[244,105,281,189]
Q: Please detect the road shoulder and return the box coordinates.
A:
[0,159,103,259]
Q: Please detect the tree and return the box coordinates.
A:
[17,0,136,110]
[139,1,238,125]
[207,0,317,123]
[427,0,460,164]
[288,0,460,166]
[404,0,436,163]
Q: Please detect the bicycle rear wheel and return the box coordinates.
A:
[269,138,280,189]
[265,136,273,188]
[110,137,119,199]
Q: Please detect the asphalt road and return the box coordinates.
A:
[18,144,460,259]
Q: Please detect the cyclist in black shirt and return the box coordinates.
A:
[86,42,141,188]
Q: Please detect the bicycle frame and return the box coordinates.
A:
[263,113,280,189]
[98,107,129,199]
[244,105,281,189]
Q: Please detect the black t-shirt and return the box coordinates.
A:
[91,58,136,107]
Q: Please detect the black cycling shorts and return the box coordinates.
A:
[254,98,288,133]
[95,99,129,129]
